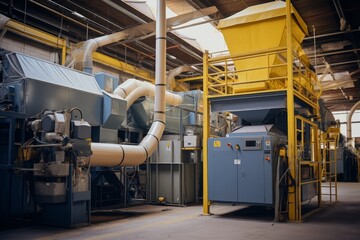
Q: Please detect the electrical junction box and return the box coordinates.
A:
[72,120,91,139]
[184,135,200,148]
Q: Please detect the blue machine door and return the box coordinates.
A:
[208,139,237,202]
[237,147,265,204]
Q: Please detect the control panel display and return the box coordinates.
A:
[243,138,262,150]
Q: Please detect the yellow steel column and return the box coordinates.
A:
[61,45,67,65]
[202,50,210,215]
[316,127,322,207]
[286,0,297,222]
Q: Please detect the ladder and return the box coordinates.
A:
[321,126,340,205]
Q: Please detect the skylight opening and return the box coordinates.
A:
[122,0,228,53]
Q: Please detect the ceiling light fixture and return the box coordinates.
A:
[72,11,86,19]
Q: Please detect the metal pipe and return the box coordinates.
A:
[73,5,216,72]
[318,62,332,81]
[139,0,167,160]
[29,0,106,35]
[79,31,129,73]
[315,59,360,68]
[308,48,360,59]
[67,0,124,30]
[125,82,182,109]
[90,0,169,167]
[346,101,360,145]
[304,28,360,40]
[166,65,193,89]
[102,0,147,24]
[113,78,182,110]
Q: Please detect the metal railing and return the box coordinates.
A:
[204,47,320,108]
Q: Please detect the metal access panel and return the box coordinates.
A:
[148,136,196,205]
[208,139,237,202]
[208,135,274,205]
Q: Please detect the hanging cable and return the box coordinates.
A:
[312,25,317,70]
[56,15,64,63]
[22,0,28,53]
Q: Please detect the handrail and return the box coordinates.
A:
[205,48,320,104]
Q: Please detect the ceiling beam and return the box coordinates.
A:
[303,28,360,41]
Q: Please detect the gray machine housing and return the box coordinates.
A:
[2,53,127,128]
[148,135,197,205]
[208,125,286,205]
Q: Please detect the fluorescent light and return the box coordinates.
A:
[72,11,86,19]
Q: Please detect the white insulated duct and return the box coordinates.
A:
[112,78,182,109]
[166,65,193,89]
[75,32,129,73]
[125,83,182,109]
[346,101,360,146]
[90,0,168,167]
[318,62,332,81]
[69,6,217,73]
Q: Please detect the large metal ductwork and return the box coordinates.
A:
[347,101,360,146]
[90,0,169,167]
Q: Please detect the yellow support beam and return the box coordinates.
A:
[177,75,203,82]
[202,50,210,215]
[5,19,67,65]
[286,0,298,222]
[3,19,155,81]
[92,52,154,82]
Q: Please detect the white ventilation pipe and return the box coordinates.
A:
[90,0,168,167]
[112,78,182,109]
[113,78,140,99]
[73,32,129,73]
[347,101,360,146]
[318,61,332,81]
[166,65,193,89]
[124,81,182,109]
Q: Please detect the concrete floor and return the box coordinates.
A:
[1,182,359,240]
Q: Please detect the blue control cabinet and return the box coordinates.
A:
[208,125,285,206]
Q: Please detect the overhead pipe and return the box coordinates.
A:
[90,0,169,167]
[308,48,360,59]
[304,28,360,41]
[124,82,182,109]
[74,32,129,73]
[71,6,217,73]
[318,61,332,81]
[112,78,182,109]
[166,65,193,89]
[346,101,360,146]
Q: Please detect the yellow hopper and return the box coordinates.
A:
[218,1,309,93]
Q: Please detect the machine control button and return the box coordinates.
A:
[235,144,240,150]
[265,156,270,161]
[227,143,232,148]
